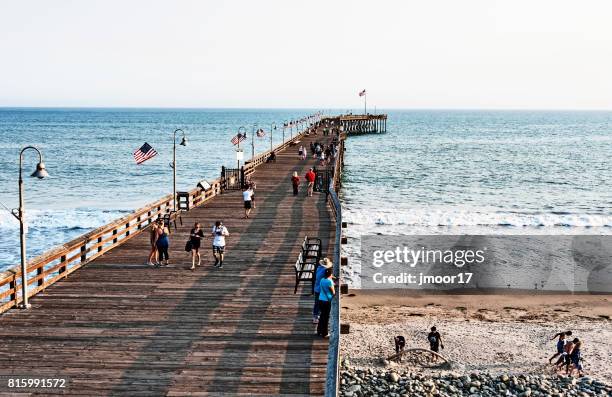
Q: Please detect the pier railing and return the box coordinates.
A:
[0,129,308,315]
[325,135,345,397]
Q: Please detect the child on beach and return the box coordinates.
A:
[568,338,583,377]
[555,337,575,372]
[427,326,444,356]
[549,330,572,364]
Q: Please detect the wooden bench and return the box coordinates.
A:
[294,251,317,294]
[302,236,321,262]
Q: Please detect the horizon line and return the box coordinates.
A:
[1,106,612,112]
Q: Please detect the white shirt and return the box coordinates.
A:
[242,189,253,201]
[212,225,229,247]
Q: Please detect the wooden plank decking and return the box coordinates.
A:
[0,132,335,396]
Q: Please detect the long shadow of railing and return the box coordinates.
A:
[111,156,321,394]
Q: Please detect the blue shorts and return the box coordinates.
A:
[213,245,225,254]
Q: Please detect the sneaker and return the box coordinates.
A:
[218,264,223,269]
[312,318,319,324]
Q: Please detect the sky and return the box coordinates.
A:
[0,0,611,109]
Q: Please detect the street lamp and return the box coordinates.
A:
[237,126,247,169]
[12,146,49,309]
[171,129,187,212]
[251,124,258,159]
[269,122,276,152]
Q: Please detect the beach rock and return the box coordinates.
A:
[339,370,611,397]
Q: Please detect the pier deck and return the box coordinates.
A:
[0,133,334,395]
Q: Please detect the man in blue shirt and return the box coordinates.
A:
[313,258,332,324]
[317,267,335,338]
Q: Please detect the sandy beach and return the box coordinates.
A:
[340,291,612,383]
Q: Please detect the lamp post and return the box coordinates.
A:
[171,129,187,212]
[251,124,258,159]
[237,126,247,169]
[13,146,49,309]
[269,122,276,152]
[283,121,288,143]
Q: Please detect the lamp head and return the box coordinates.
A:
[180,136,187,146]
[31,162,49,179]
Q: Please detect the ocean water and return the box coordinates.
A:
[1,109,611,280]
[0,108,314,271]
[340,110,612,286]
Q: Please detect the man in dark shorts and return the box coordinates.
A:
[211,221,229,269]
[427,326,443,357]
[242,185,253,218]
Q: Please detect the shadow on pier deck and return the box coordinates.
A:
[0,132,334,396]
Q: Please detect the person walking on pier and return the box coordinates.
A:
[212,220,229,268]
[317,267,335,338]
[189,222,204,271]
[291,171,300,196]
[155,220,170,266]
[147,221,159,266]
[305,168,316,197]
[247,178,257,209]
[242,185,254,218]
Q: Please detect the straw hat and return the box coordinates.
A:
[319,257,332,268]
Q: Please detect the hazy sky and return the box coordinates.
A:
[1,0,611,109]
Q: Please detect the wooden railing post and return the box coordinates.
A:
[137,216,142,230]
[80,245,87,263]
[9,277,16,302]
[97,237,103,252]
[59,255,66,274]
[37,266,43,287]
[112,229,118,244]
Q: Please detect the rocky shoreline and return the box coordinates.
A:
[340,367,612,397]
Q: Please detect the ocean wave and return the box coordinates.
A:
[0,208,132,231]
[344,208,612,229]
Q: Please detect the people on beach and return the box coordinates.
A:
[211,220,229,269]
[312,258,332,324]
[305,168,316,197]
[147,221,159,265]
[189,222,204,271]
[555,337,575,372]
[242,185,254,218]
[427,326,443,356]
[568,338,583,377]
[155,220,170,266]
[549,330,572,364]
[291,171,300,196]
[394,335,406,362]
[316,267,335,338]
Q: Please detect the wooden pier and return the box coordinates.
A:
[322,114,387,134]
[0,114,383,396]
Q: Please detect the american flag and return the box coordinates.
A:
[231,132,247,145]
[359,89,366,97]
[256,128,265,137]
[133,142,158,164]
